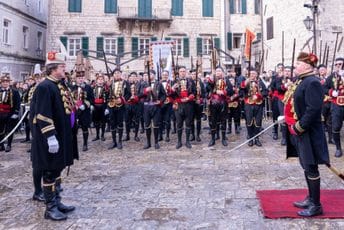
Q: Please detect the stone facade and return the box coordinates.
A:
[0,0,48,81]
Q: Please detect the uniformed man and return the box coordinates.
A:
[227,76,241,135]
[71,72,94,151]
[0,74,20,152]
[139,70,166,149]
[270,63,284,140]
[30,52,78,220]
[124,72,140,142]
[172,66,196,149]
[21,75,36,143]
[190,69,206,142]
[207,67,233,147]
[106,68,130,150]
[325,57,344,157]
[285,52,329,217]
[160,70,174,142]
[92,74,108,141]
[241,67,267,147]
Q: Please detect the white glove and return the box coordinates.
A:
[90,105,94,111]
[79,104,85,111]
[277,116,285,124]
[47,135,59,154]
[25,105,30,111]
[332,90,339,97]
[284,83,289,89]
[104,109,110,116]
[10,114,19,119]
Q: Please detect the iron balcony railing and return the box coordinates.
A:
[117,7,172,21]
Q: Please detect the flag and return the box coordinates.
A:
[245,28,256,59]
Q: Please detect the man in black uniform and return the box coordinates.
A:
[106,68,130,150]
[71,72,94,151]
[160,70,174,142]
[325,57,344,157]
[172,66,196,149]
[270,63,284,140]
[21,75,36,143]
[139,70,166,149]
[92,74,108,141]
[30,51,78,220]
[227,76,241,135]
[0,75,20,152]
[287,52,329,217]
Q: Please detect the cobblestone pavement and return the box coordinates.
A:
[1,120,344,230]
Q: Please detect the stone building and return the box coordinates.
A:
[0,0,48,81]
[262,0,344,71]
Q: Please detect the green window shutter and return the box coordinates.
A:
[151,37,157,41]
[254,0,259,14]
[82,37,89,57]
[105,0,117,13]
[138,0,152,18]
[227,32,232,50]
[132,37,138,57]
[241,0,247,14]
[69,0,82,12]
[214,38,220,49]
[257,33,262,41]
[202,0,213,17]
[117,37,124,56]
[60,36,68,50]
[183,37,189,57]
[165,37,171,41]
[196,37,202,55]
[96,37,104,58]
[172,0,183,16]
[230,0,234,14]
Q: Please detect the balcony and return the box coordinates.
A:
[117,7,172,23]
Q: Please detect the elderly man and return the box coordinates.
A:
[30,52,78,220]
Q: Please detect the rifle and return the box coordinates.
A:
[191,56,195,70]
[282,31,285,67]
[158,48,162,82]
[171,47,176,81]
[146,58,151,86]
[291,39,296,79]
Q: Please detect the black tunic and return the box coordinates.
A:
[293,72,329,165]
[30,76,78,170]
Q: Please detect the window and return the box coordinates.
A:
[38,0,43,13]
[104,0,117,13]
[139,38,150,55]
[104,38,117,55]
[235,0,242,13]
[230,0,247,14]
[37,32,43,50]
[266,17,274,40]
[25,0,30,6]
[68,38,82,56]
[138,0,152,18]
[202,0,213,17]
[202,38,211,55]
[3,19,11,45]
[171,38,183,56]
[20,72,29,81]
[172,0,183,16]
[233,33,242,49]
[68,0,82,13]
[255,0,261,14]
[23,26,29,49]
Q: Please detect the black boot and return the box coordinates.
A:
[333,132,343,157]
[165,129,170,142]
[196,120,201,142]
[190,122,195,141]
[154,128,160,149]
[185,129,192,149]
[222,131,228,146]
[227,122,232,134]
[254,126,262,147]
[294,172,311,209]
[281,125,287,146]
[272,124,278,140]
[235,123,240,134]
[247,126,254,147]
[208,130,216,147]
[55,185,75,214]
[123,124,130,141]
[172,122,177,134]
[5,145,11,152]
[55,177,63,193]
[32,168,44,202]
[328,130,334,144]
[216,127,220,140]
[0,144,4,151]
[117,128,123,149]
[176,129,182,149]
[134,126,140,142]
[43,184,67,221]
[108,131,117,149]
[143,128,151,149]
[92,125,100,141]
[82,131,88,151]
[297,177,322,217]
[100,123,106,141]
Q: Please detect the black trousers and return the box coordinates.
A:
[331,103,344,133]
[42,169,62,184]
[161,103,172,132]
[245,104,263,138]
[209,102,227,131]
[109,106,125,131]
[0,115,16,147]
[175,102,194,131]
[143,104,161,128]
[126,104,140,131]
[228,106,241,124]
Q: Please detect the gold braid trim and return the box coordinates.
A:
[37,114,54,124]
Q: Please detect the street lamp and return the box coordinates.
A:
[303,16,313,31]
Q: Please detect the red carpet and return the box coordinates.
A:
[256,189,344,219]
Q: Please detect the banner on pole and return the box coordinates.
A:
[245,28,256,59]
[150,41,174,80]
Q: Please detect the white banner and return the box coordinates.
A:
[150,41,174,80]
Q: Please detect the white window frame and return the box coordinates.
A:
[68,37,82,57]
[23,25,29,50]
[104,37,117,55]
[2,18,11,45]
[37,0,43,13]
[202,38,211,55]
[233,33,243,49]
[171,38,183,57]
[139,38,150,55]
[234,0,242,14]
